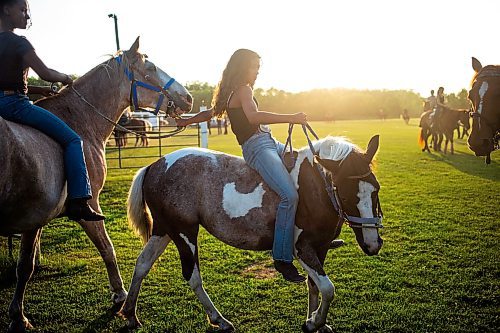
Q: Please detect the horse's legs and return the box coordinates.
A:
[8,229,40,333]
[119,234,171,328]
[177,231,234,331]
[297,245,334,333]
[80,221,127,304]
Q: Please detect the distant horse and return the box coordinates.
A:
[419,108,470,154]
[0,37,192,332]
[438,108,471,154]
[117,118,153,147]
[119,135,384,332]
[468,57,500,163]
[402,109,410,125]
[456,110,471,139]
[418,110,435,152]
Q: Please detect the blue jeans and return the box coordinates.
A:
[0,92,92,199]
[242,132,299,263]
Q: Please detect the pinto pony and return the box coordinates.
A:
[0,37,192,332]
[119,135,384,332]
[468,57,500,163]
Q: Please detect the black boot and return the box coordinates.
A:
[329,239,345,250]
[274,260,306,283]
[66,198,105,222]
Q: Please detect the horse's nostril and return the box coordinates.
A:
[187,94,193,104]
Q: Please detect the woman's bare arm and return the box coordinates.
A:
[175,109,213,127]
[238,86,306,125]
[23,50,72,85]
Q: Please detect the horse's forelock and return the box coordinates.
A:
[310,136,357,162]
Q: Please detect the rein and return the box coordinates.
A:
[283,123,383,230]
[69,55,187,140]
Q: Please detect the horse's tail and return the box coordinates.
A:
[418,128,425,148]
[127,166,153,244]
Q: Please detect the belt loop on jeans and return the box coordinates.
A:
[1,90,19,96]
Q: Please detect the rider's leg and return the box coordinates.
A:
[0,93,104,221]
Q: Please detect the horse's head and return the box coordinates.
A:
[314,135,383,256]
[119,37,193,117]
[458,109,471,132]
[468,57,500,159]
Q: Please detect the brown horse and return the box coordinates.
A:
[418,108,469,154]
[468,57,500,163]
[418,110,435,152]
[115,118,153,147]
[0,37,192,332]
[119,135,383,332]
[456,111,471,139]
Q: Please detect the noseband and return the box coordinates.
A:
[289,124,384,229]
[115,55,177,116]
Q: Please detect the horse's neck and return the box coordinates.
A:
[37,65,130,143]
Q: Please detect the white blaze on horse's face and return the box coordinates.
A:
[222,183,265,218]
[357,181,382,254]
[477,81,489,130]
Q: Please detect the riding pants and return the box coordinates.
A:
[0,92,92,199]
[242,132,299,263]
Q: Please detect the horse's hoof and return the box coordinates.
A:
[8,318,32,333]
[318,324,335,333]
[301,322,314,333]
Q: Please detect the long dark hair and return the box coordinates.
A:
[212,49,260,117]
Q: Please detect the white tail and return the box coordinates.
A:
[127,166,153,244]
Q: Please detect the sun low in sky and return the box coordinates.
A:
[21,0,500,96]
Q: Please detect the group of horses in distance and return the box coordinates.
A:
[418,104,470,154]
[0,47,498,332]
[417,57,499,163]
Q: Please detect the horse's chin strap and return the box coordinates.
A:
[315,164,384,229]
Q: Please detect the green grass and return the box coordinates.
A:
[1,119,499,332]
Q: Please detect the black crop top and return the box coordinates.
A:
[226,94,261,145]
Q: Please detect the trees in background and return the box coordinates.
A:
[29,76,471,120]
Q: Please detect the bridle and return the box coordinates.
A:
[283,123,384,230]
[69,54,186,139]
[115,55,177,116]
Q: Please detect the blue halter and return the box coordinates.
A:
[115,55,176,115]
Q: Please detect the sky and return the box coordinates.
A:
[19,0,500,97]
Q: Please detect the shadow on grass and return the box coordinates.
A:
[426,151,499,181]
[82,303,123,333]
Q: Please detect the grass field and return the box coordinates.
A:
[0,119,499,332]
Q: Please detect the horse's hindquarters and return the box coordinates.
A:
[0,121,66,234]
[141,150,278,251]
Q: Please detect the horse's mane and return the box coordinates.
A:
[471,65,500,87]
[312,136,357,161]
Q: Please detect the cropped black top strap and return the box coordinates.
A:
[226,91,260,145]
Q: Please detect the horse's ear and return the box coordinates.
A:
[129,36,141,53]
[472,57,482,73]
[365,135,379,162]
